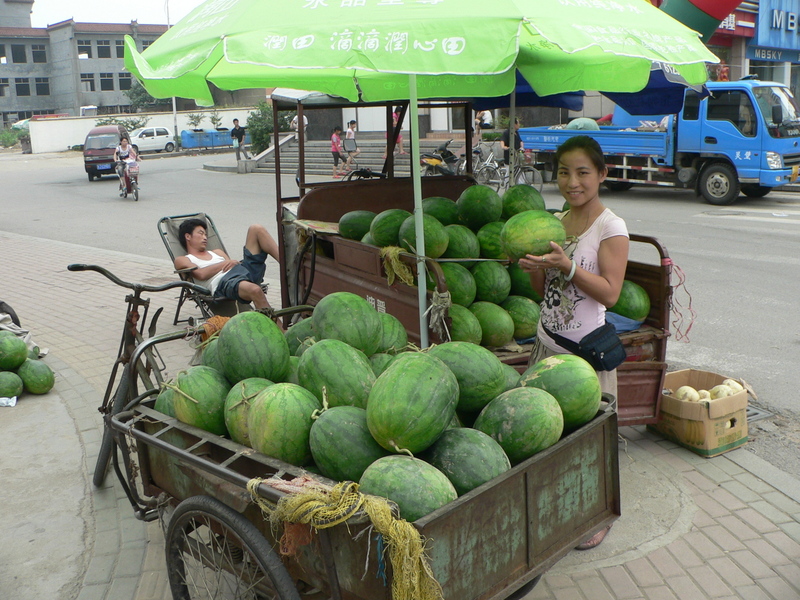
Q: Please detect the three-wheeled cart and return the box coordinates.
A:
[110,338,620,600]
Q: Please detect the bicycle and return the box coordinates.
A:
[457,142,495,176]
[475,150,543,193]
[67,264,211,487]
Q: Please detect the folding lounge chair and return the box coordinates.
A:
[158,212,255,325]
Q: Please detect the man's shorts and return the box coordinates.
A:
[215,247,267,303]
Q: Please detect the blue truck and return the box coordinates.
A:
[519,79,800,205]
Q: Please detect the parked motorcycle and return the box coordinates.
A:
[420,139,460,176]
[117,159,140,201]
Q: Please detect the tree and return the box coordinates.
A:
[247,101,274,155]
[125,80,169,111]
[95,115,151,131]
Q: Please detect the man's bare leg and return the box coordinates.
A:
[243,224,279,262]
[237,281,269,309]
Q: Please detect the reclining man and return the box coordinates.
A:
[175,218,279,310]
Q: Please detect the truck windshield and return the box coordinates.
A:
[753,86,800,138]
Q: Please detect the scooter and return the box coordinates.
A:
[117,159,140,201]
[420,139,460,176]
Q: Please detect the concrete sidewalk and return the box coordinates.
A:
[1,230,799,600]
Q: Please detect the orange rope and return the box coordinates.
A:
[200,315,230,341]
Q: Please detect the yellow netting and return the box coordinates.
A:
[200,315,230,341]
[246,478,443,600]
[380,246,415,287]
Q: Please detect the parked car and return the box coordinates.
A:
[129,127,175,154]
[84,124,128,182]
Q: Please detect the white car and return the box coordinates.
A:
[129,127,175,153]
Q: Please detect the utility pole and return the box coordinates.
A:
[166,0,178,147]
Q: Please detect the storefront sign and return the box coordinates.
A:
[758,0,800,50]
[746,45,800,62]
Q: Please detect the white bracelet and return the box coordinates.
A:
[565,260,577,282]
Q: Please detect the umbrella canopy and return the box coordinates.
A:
[125,0,718,106]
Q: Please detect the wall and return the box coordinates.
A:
[28,107,255,153]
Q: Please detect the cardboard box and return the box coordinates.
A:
[648,369,748,457]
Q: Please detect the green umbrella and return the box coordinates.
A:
[125,0,717,346]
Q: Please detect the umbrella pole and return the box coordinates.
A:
[509,92,516,171]
[408,74,429,348]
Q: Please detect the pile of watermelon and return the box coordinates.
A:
[155,291,603,523]
[338,184,563,349]
[0,331,55,400]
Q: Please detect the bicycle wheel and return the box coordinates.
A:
[93,363,130,487]
[132,181,139,202]
[515,166,544,192]
[475,165,501,191]
[166,495,301,600]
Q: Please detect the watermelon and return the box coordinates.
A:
[313,292,382,356]
[200,338,226,378]
[309,406,389,482]
[172,365,231,436]
[471,261,511,304]
[422,196,459,226]
[420,428,510,496]
[367,352,458,454]
[28,346,40,359]
[447,304,482,345]
[519,354,601,430]
[284,317,315,356]
[501,185,546,219]
[361,231,377,245]
[474,387,564,464]
[0,330,15,339]
[0,371,24,398]
[428,341,506,413]
[375,312,408,354]
[456,185,502,231]
[398,214,449,258]
[441,224,481,268]
[359,455,457,522]
[476,221,508,260]
[0,335,28,371]
[500,210,567,260]
[217,312,290,384]
[298,338,375,409]
[500,363,521,391]
[224,377,274,446]
[369,208,412,247]
[247,383,322,466]
[500,295,541,339]
[434,262,476,307]
[446,412,463,429]
[295,337,316,357]
[609,280,651,322]
[338,210,376,240]
[507,262,543,303]
[469,302,515,348]
[16,359,55,394]
[369,353,397,377]
[284,356,300,384]
[154,385,177,417]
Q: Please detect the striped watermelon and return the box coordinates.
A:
[398,214,449,258]
[469,302,515,348]
[422,196,459,226]
[338,210,376,240]
[500,295,541,339]
[501,185,545,219]
[370,208,412,247]
[441,224,481,268]
[471,261,511,304]
[217,312,290,384]
[313,292,382,356]
[298,339,375,409]
[477,221,509,260]
[500,210,567,260]
[457,185,502,231]
[507,262,543,303]
[375,312,408,354]
[447,304,482,345]
[428,341,506,413]
[223,377,274,446]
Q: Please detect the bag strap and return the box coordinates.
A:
[541,324,582,354]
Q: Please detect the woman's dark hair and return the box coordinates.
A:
[554,135,606,173]
[332,126,342,133]
[178,218,208,251]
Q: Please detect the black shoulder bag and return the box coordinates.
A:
[542,322,626,372]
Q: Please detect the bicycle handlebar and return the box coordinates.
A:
[68,263,211,295]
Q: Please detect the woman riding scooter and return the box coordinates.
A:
[113,137,138,197]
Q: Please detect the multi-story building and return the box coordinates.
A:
[0,0,167,126]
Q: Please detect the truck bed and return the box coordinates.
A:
[520,126,673,164]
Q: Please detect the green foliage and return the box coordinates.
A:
[0,127,22,148]
[95,115,151,132]
[247,101,274,155]
[482,131,503,141]
[187,113,205,129]
[124,80,168,111]
[209,109,223,129]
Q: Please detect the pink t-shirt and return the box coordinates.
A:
[331,133,342,153]
[537,208,629,350]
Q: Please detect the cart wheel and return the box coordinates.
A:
[93,363,130,487]
[166,495,301,600]
[504,574,542,600]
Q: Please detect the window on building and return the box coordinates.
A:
[97,40,111,59]
[78,40,92,59]
[0,78,8,97]
[35,77,50,96]
[119,72,132,90]
[32,44,47,63]
[81,73,95,92]
[100,72,114,91]
[116,40,125,58]
[141,40,153,51]
[11,44,27,63]
[1,44,7,65]
[15,78,30,96]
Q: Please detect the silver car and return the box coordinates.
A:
[129,127,175,153]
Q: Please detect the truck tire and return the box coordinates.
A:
[699,163,739,205]
[604,181,633,192]
[741,184,771,198]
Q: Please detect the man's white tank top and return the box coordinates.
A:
[186,250,225,293]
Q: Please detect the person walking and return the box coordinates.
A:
[230,118,250,160]
[518,135,629,551]
[330,126,346,178]
[290,113,308,142]
[344,120,360,170]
